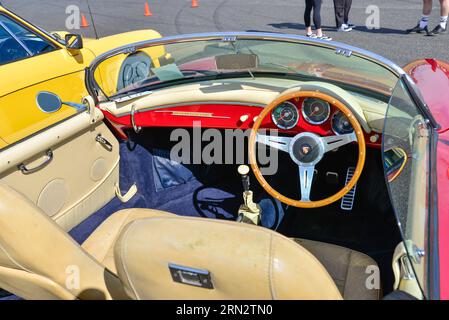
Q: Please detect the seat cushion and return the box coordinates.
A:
[294,238,380,300]
[82,209,174,274]
[113,215,342,300]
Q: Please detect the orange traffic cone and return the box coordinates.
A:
[80,13,89,28]
[144,2,153,16]
[191,0,199,8]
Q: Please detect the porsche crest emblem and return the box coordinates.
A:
[302,145,311,155]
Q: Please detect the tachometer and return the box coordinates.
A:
[301,98,331,125]
[331,111,354,135]
[271,101,299,130]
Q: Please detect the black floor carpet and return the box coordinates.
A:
[277,145,402,294]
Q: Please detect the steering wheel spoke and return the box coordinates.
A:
[299,165,315,202]
[256,133,291,153]
[321,132,357,153]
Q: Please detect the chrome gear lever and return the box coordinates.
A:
[237,165,261,225]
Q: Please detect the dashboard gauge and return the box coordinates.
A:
[301,98,331,125]
[331,111,354,135]
[271,101,299,130]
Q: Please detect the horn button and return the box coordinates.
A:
[289,132,325,166]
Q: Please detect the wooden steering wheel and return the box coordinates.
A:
[249,90,366,208]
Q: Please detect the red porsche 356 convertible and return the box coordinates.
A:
[0,32,448,300]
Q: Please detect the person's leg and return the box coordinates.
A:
[423,0,433,15]
[314,0,332,40]
[313,0,323,36]
[333,0,345,28]
[429,0,449,33]
[420,0,433,28]
[439,0,448,28]
[407,0,432,33]
[304,0,314,35]
[344,0,353,25]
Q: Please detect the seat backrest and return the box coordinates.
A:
[114,216,343,300]
[0,184,126,300]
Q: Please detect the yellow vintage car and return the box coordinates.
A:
[0,5,164,148]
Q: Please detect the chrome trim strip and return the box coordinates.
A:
[154,110,231,119]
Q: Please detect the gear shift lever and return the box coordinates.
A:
[239,164,251,192]
[237,165,261,225]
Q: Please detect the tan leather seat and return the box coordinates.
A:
[294,239,380,300]
[81,209,173,274]
[0,184,171,300]
[0,184,379,300]
[113,215,379,300]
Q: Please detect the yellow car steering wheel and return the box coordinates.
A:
[249,90,366,209]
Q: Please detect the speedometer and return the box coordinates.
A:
[271,101,299,130]
[301,98,331,125]
[331,111,354,135]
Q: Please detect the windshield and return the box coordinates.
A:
[91,36,399,101]
[382,79,430,296]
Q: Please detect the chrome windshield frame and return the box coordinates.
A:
[85,32,406,103]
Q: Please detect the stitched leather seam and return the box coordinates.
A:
[118,221,141,300]
[342,249,352,299]
[0,242,33,273]
[100,210,132,263]
[268,234,276,300]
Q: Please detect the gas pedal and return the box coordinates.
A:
[340,167,357,211]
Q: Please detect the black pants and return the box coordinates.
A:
[333,0,352,28]
[304,0,322,29]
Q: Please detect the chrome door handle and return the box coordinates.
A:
[18,150,53,174]
[96,134,113,151]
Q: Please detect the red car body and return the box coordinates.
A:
[405,59,449,299]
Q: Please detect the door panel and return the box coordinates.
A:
[0,48,95,145]
[0,9,96,146]
[0,109,120,231]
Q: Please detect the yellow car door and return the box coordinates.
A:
[0,9,95,146]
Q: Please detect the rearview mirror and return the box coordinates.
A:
[36,91,62,113]
[384,147,408,182]
[215,53,259,70]
[65,34,83,50]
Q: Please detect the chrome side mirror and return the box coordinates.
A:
[36,91,62,113]
[65,34,83,50]
[36,91,86,113]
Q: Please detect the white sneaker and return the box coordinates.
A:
[317,34,332,41]
[337,24,353,32]
[306,33,318,38]
[347,22,356,28]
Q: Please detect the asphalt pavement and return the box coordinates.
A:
[2,0,449,67]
